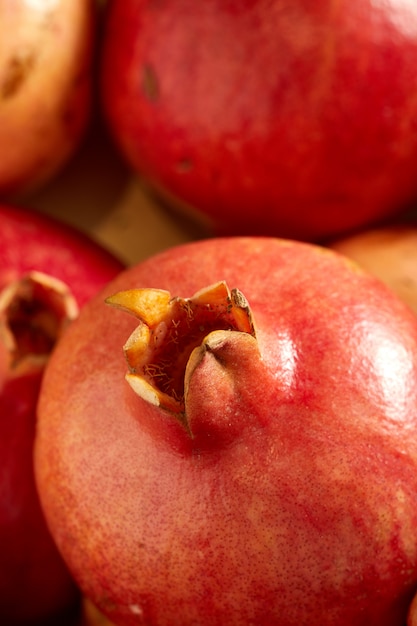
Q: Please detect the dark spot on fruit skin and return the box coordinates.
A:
[1,52,36,99]
[142,63,160,102]
[176,158,193,173]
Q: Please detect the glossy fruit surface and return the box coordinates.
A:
[101,0,417,241]
[35,237,417,626]
[0,204,124,625]
[0,0,94,197]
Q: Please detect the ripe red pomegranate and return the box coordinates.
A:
[35,237,417,626]
[0,204,124,625]
[329,224,417,315]
[0,0,94,197]
[101,0,417,242]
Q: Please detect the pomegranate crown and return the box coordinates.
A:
[106,280,256,417]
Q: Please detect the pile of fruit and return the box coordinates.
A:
[2,1,417,625]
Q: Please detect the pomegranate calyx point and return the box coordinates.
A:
[106,281,256,422]
[0,270,78,372]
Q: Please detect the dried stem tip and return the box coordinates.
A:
[106,281,256,415]
[0,271,78,371]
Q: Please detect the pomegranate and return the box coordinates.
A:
[329,224,417,315]
[0,204,123,303]
[35,237,417,626]
[0,0,95,197]
[0,204,124,625]
[100,0,417,242]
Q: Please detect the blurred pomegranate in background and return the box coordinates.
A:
[330,224,417,315]
[0,204,124,303]
[0,204,124,625]
[0,0,95,198]
[101,0,417,242]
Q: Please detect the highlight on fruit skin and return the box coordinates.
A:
[34,236,417,626]
[106,281,256,419]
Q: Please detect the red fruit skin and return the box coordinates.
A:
[101,0,417,242]
[0,205,124,625]
[0,365,77,626]
[0,204,124,305]
[35,237,417,626]
[0,336,7,385]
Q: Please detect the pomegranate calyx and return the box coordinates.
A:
[0,271,78,373]
[106,281,256,421]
